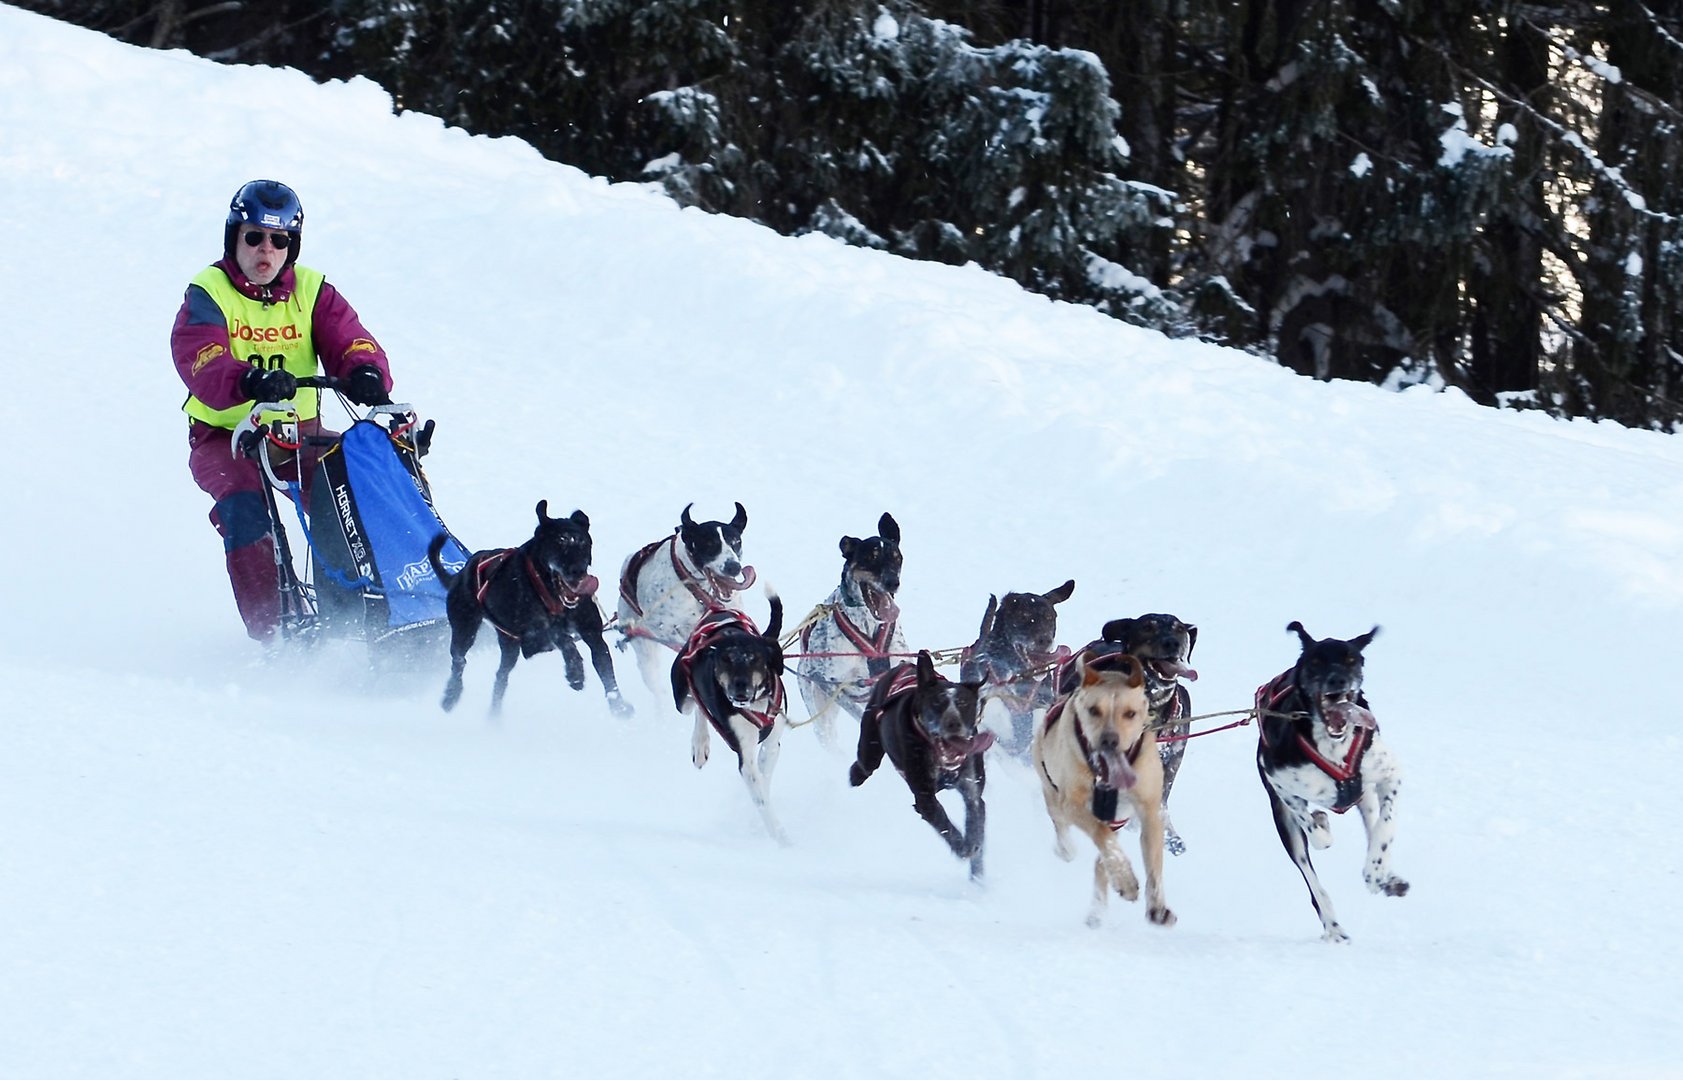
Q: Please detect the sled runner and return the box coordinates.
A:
[232,376,469,659]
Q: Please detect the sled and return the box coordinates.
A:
[232,376,469,662]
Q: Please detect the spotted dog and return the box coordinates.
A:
[960,580,1075,757]
[1034,651,1175,929]
[1256,621,1407,942]
[797,512,907,748]
[618,502,756,699]
[428,501,630,718]
[849,651,991,880]
[673,596,790,845]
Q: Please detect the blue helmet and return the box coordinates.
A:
[224,180,304,266]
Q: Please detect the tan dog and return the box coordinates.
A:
[1032,651,1176,929]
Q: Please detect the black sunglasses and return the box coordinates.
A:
[242,230,292,250]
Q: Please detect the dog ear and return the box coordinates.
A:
[1101,617,1133,644]
[1350,625,1380,651]
[570,509,590,529]
[1287,621,1315,648]
[731,502,748,532]
[878,512,900,543]
[915,648,937,686]
[840,536,860,559]
[671,659,691,712]
[1185,622,1198,658]
[1116,655,1145,689]
[535,499,550,524]
[1046,579,1076,605]
[764,594,784,643]
[1079,650,1103,688]
[977,595,999,639]
[680,502,696,530]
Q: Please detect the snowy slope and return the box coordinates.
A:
[2,6,1681,1077]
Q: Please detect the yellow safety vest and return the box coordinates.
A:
[182,265,326,428]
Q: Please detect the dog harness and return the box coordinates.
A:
[1041,690,1149,829]
[676,609,785,737]
[1255,671,1373,813]
[800,606,899,682]
[470,548,597,639]
[866,664,996,771]
[618,536,757,620]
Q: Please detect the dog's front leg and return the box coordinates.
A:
[489,634,521,718]
[1135,798,1176,927]
[732,717,791,846]
[959,764,986,882]
[1262,770,1347,942]
[1358,742,1408,897]
[582,627,633,718]
[911,790,970,860]
[1082,819,1140,904]
[688,704,711,769]
[556,634,587,691]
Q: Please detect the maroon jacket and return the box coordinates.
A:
[171,258,392,414]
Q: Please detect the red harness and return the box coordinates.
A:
[676,609,785,733]
[619,537,755,621]
[1042,691,1149,829]
[471,549,596,638]
[1255,671,1373,812]
[870,665,995,766]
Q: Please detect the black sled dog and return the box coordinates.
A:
[1255,621,1406,942]
[960,580,1075,756]
[428,501,630,718]
[850,651,991,880]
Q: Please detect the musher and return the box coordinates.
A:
[171,179,395,643]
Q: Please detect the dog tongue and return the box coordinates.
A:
[575,574,600,597]
[1324,701,1377,733]
[869,590,901,623]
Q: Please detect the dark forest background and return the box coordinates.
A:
[26,0,1683,428]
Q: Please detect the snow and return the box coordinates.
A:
[3,5,1683,1077]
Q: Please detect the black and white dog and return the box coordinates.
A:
[1075,614,1199,855]
[428,501,630,718]
[1256,621,1406,942]
[673,596,789,844]
[796,512,907,748]
[960,580,1075,757]
[617,502,756,698]
[850,650,991,880]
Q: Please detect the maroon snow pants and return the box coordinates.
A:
[187,418,332,642]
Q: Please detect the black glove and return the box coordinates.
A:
[240,366,297,403]
[342,364,391,406]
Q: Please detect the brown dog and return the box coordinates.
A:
[1032,651,1176,929]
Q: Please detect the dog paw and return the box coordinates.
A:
[607,693,634,719]
[1308,811,1333,849]
[1113,872,1141,902]
[1322,925,1352,944]
[1148,905,1177,927]
[1367,872,1410,897]
[1085,912,1103,930]
[691,736,710,769]
[1165,828,1186,857]
[1053,837,1076,862]
[847,763,869,787]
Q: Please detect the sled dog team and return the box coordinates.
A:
[429,503,1408,943]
